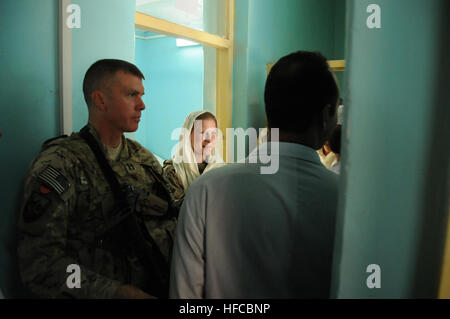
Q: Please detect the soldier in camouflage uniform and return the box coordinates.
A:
[17,59,182,298]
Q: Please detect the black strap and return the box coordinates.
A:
[79,126,125,203]
[79,125,169,297]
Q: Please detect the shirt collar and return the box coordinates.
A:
[249,141,322,165]
[82,124,129,159]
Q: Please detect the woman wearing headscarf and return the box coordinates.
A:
[163,110,225,208]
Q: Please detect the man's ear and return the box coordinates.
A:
[91,90,107,111]
[321,104,331,128]
[322,103,338,125]
[321,103,338,141]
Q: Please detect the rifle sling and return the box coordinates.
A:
[80,126,125,203]
[79,126,169,297]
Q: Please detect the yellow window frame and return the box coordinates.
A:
[135,1,235,162]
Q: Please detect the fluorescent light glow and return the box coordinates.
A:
[136,0,160,6]
[176,38,200,47]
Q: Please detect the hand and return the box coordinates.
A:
[113,285,157,299]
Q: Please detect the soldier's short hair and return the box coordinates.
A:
[264,51,339,133]
[83,59,145,107]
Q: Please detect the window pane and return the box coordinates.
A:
[136,0,227,37]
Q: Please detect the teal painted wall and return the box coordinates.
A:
[334,0,347,100]
[71,0,136,132]
[232,0,251,135]
[332,0,450,298]
[232,0,346,158]
[135,37,204,160]
[0,0,59,298]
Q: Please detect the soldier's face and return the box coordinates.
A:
[104,71,145,133]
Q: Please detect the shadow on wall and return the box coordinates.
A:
[411,0,450,298]
[1,184,35,299]
[1,241,29,298]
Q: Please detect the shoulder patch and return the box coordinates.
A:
[23,192,51,223]
[38,165,70,195]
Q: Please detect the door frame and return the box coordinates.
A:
[134,0,235,161]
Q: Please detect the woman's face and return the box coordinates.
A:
[190,118,217,163]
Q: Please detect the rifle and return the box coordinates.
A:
[80,126,170,298]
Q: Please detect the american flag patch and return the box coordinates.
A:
[38,165,70,195]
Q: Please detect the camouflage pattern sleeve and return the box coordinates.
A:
[17,145,121,298]
[162,159,185,210]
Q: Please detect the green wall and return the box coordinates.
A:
[0,0,59,298]
[232,0,346,159]
[334,0,347,99]
[332,0,450,298]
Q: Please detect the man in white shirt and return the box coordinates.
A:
[169,51,340,298]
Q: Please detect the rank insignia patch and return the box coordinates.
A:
[38,165,70,195]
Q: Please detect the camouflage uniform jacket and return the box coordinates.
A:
[162,159,208,207]
[17,124,179,298]
[162,159,185,207]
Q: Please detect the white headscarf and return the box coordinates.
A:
[172,110,225,190]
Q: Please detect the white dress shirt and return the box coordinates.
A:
[169,142,339,298]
